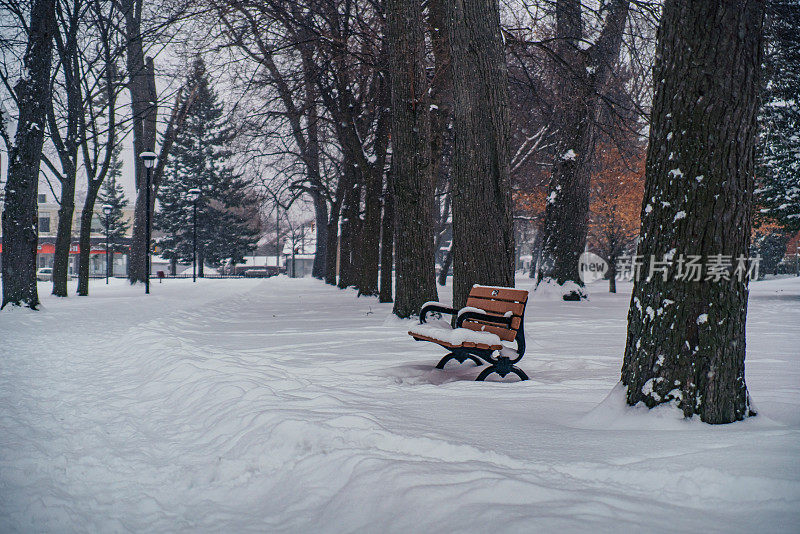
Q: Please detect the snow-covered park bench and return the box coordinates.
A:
[408,286,529,381]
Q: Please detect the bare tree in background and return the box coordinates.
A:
[75,0,122,296]
[536,0,630,299]
[120,0,195,286]
[43,0,83,297]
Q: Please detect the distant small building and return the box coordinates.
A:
[284,253,315,278]
[282,221,317,278]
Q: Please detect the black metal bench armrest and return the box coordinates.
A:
[419,302,457,324]
[455,310,513,329]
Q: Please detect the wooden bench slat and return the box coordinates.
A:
[466,296,526,317]
[461,321,517,341]
[469,286,529,302]
[409,332,503,351]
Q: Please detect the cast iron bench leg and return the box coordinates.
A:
[436,351,483,369]
[475,356,528,381]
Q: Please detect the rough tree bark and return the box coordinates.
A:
[337,172,361,289]
[324,217,339,285]
[621,0,764,424]
[448,0,515,311]
[428,0,453,205]
[387,0,438,317]
[1,0,56,309]
[358,62,391,297]
[537,0,629,299]
[122,0,157,285]
[437,247,453,286]
[378,169,394,303]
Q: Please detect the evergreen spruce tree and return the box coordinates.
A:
[155,58,260,274]
[757,0,800,232]
[97,148,130,251]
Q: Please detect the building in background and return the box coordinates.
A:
[282,221,317,278]
[0,190,135,276]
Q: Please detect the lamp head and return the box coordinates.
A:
[188,188,201,202]
[102,204,113,216]
[140,151,157,169]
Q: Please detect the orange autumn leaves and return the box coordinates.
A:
[588,144,646,255]
[513,142,646,258]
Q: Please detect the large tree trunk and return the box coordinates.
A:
[51,183,75,297]
[358,63,391,297]
[76,204,94,295]
[537,0,629,300]
[77,182,103,295]
[324,217,339,285]
[300,42,328,281]
[378,169,395,303]
[1,0,55,310]
[337,176,360,289]
[438,247,453,286]
[621,0,764,424]
[311,193,328,279]
[387,0,438,317]
[428,0,454,213]
[448,0,515,311]
[122,0,157,285]
[48,0,81,298]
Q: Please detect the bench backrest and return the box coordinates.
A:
[462,286,529,342]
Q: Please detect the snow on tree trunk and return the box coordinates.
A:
[449,0,515,310]
[337,176,361,289]
[621,0,764,424]
[1,0,55,310]
[388,0,438,318]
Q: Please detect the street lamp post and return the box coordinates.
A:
[140,152,157,294]
[796,246,799,277]
[103,204,113,284]
[188,188,201,283]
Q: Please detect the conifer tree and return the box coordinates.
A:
[154,58,259,274]
[757,0,800,232]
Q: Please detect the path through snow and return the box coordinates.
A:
[1,277,798,532]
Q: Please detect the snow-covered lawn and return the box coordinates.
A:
[1,276,798,532]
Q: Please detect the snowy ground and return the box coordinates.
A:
[1,275,798,533]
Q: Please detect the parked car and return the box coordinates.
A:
[36,268,73,281]
[243,268,271,278]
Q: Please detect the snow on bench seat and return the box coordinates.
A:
[408,320,503,351]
